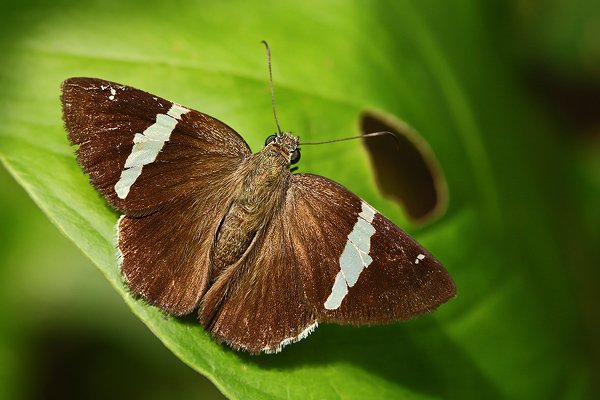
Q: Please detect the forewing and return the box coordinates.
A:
[61,77,251,215]
[287,174,456,324]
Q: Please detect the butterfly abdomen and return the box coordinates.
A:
[209,150,290,282]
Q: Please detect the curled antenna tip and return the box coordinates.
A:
[261,40,270,53]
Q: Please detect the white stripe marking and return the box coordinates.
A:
[324,201,377,310]
[114,104,190,199]
[415,253,425,264]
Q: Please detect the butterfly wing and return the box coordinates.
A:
[62,77,252,314]
[198,173,455,353]
[117,176,243,315]
[62,77,251,215]
[199,207,317,353]
[288,174,456,323]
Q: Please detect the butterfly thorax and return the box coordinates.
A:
[210,137,295,282]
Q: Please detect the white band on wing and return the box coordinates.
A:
[324,201,376,310]
[115,103,190,199]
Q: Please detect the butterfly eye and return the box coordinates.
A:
[265,134,277,146]
[290,148,301,164]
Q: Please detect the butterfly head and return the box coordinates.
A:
[264,132,301,165]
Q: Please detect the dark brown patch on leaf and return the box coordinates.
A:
[359,111,446,224]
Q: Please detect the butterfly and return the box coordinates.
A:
[61,74,456,354]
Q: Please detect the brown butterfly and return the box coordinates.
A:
[61,53,455,354]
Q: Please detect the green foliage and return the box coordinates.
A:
[0,0,595,398]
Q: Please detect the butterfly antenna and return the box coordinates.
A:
[261,40,283,135]
[300,131,401,149]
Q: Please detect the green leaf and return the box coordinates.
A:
[511,0,600,81]
[0,0,593,398]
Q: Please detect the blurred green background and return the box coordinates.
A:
[1,0,599,399]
